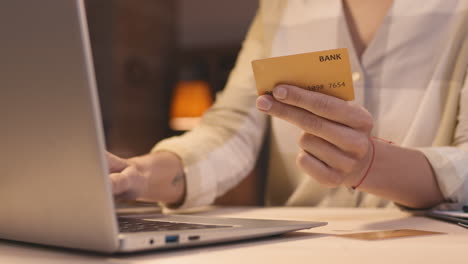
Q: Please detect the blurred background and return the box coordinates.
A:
[85,0,258,158]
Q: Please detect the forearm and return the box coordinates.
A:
[357,140,445,209]
[130,151,186,205]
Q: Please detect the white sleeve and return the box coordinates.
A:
[152,11,268,208]
[419,67,468,207]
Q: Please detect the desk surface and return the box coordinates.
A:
[1,207,466,263]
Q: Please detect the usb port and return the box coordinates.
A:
[188,235,200,241]
[165,235,179,244]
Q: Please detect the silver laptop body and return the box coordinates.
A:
[0,0,326,253]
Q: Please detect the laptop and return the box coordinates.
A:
[0,0,326,253]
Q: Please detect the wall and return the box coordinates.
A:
[178,0,258,48]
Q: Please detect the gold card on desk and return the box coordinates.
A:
[252,48,354,101]
[336,229,445,241]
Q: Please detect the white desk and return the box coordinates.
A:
[1,207,466,263]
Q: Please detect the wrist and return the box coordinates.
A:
[348,137,395,190]
[351,138,375,189]
[130,151,186,205]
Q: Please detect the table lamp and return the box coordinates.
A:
[169,80,213,131]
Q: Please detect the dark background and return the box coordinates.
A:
[85,0,258,158]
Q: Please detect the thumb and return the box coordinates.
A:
[107,152,128,173]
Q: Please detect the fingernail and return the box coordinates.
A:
[273,86,287,99]
[256,96,272,111]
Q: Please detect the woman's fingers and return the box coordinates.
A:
[271,84,373,131]
[295,150,342,187]
[107,152,128,173]
[298,133,359,174]
[257,95,369,156]
[109,163,145,200]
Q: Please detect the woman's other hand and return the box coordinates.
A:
[256,84,374,188]
[107,152,147,200]
[106,151,186,205]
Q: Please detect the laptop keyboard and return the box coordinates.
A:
[118,218,231,233]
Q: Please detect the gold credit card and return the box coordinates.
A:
[251,48,354,101]
[336,229,445,241]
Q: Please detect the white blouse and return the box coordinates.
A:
[154,0,468,209]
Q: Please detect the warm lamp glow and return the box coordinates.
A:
[170,80,213,131]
